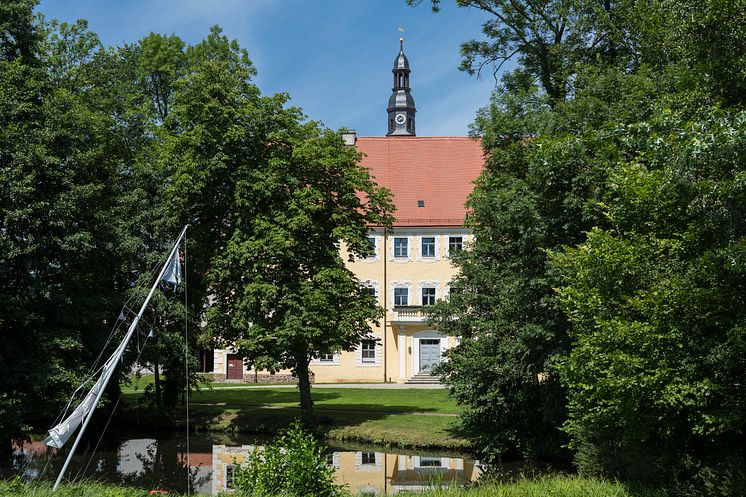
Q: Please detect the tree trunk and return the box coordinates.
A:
[295,356,313,417]
[153,362,162,409]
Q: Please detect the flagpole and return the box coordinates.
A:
[52,225,189,491]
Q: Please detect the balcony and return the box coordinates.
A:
[391,305,432,324]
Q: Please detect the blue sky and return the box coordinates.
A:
[37,1,502,136]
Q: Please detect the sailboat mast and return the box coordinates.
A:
[52,225,189,491]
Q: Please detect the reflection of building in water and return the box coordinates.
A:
[211,445,255,495]
[212,445,481,495]
[116,438,212,495]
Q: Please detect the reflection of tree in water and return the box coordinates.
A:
[115,438,209,492]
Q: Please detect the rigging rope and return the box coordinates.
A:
[76,326,156,482]
[184,230,191,496]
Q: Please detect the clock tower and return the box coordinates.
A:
[387,38,416,136]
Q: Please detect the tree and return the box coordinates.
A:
[408,0,635,104]
[0,6,127,444]
[205,124,391,416]
[426,62,664,460]
[160,26,392,417]
[0,0,39,64]
[550,107,746,492]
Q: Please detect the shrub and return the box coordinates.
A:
[234,420,345,497]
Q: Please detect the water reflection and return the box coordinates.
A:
[211,445,481,495]
[7,435,481,495]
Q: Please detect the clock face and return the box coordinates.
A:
[395,113,406,125]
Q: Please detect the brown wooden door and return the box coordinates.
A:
[226,354,243,380]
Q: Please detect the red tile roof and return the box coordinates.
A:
[356,136,484,227]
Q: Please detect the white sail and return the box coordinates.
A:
[43,362,113,448]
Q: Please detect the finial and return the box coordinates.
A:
[400,37,404,49]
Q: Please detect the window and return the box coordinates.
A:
[361,340,376,363]
[418,457,443,467]
[421,237,436,258]
[449,236,463,254]
[226,464,237,490]
[393,237,408,258]
[422,287,436,306]
[363,286,376,298]
[447,284,463,300]
[365,236,376,258]
[319,351,334,362]
[394,287,408,307]
[361,451,376,465]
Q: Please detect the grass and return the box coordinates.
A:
[189,387,457,414]
[124,375,457,413]
[0,475,664,497]
[120,376,465,449]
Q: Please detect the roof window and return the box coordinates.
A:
[417,200,425,207]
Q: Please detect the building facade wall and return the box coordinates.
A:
[211,228,471,384]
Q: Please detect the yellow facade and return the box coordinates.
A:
[312,227,471,383]
[213,228,471,384]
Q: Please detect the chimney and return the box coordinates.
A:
[341,130,357,146]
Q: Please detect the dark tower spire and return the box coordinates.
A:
[387,38,416,136]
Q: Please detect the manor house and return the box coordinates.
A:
[213,39,484,384]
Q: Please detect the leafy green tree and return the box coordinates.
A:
[408,0,636,104]
[427,64,663,460]
[0,5,127,444]
[205,123,391,415]
[0,0,39,63]
[419,0,745,473]
[99,31,208,410]
[161,26,392,416]
[550,107,746,492]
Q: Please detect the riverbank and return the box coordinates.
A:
[0,475,662,496]
[119,384,471,450]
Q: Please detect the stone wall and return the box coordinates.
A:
[211,372,315,384]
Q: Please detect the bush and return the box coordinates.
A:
[234,420,345,497]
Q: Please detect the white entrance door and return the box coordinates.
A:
[419,339,441,373]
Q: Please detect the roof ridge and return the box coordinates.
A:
[357,136,478,140]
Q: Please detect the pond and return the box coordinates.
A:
[6,432,483,495]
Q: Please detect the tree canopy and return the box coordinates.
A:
[0,2,389,443]
[421,0,746,491]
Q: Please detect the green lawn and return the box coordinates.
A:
[124,375,458,414]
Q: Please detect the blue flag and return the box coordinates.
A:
[161,250,182,290]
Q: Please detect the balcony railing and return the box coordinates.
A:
[391,305,432,323]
